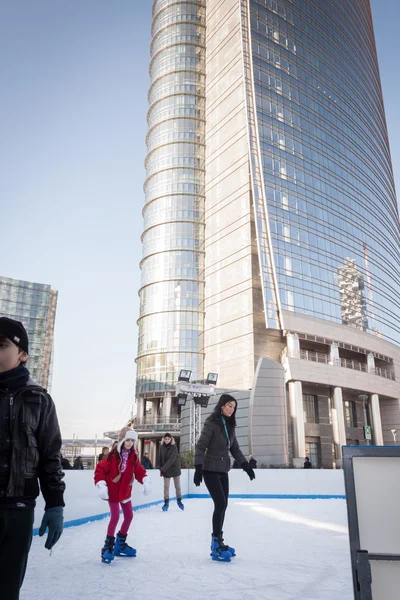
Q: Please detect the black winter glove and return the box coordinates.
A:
[242,461,256,481]
[193,465,203,487]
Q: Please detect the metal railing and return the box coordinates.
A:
[134,416,181,432]
[296,350,395,380]
[372,366,395,380]
[300,349,329,364]
[340,357,368,373]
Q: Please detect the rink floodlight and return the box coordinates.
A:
[194,395,210,408]
[206,372,218,385]
[177,393,187,406]
[178,369,192,382]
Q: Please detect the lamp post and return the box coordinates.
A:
[175,371,217,448]
[358,394,370,445]
[391,429,397,446]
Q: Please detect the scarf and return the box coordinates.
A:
[121,449,131,473]
[221,415,231,449]
[0,365,30,390]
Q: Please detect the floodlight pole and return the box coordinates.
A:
[176,379,216,450]
[189,397,201,449]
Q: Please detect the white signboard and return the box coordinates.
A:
[175,382,215,396]
[343,446,400,600]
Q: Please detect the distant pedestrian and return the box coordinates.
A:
[304,457,312,469]
[249,455,257,469]
[159,433,184,511]
[194,394,255,562]
[94,427,151,563]
[98,446,110,462]
[141,452,153,470]
[73,456,84,470]
[61,455,72,470]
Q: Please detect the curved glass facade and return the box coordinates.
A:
[136,0,205,394]
[247,0,400,344]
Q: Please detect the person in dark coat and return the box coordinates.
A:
[194,394,255,562]
[61,455,72,470]
[249,455,257,469]
[304,457,312,469]
[159,433,183,511]
[232,459,240,469]
[73,456,84,470]
[141,452,153,470]
[0,317,65,599]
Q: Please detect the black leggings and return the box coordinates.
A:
[203,471,229,536]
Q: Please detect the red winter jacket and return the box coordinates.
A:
[94,450,147,502]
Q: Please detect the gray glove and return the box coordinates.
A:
[39,506,64,550]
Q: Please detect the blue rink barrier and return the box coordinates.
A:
[32,492,345,536]
[190,493,346,500]
[32,497,173,536]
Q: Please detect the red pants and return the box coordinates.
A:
[107,501,133,537]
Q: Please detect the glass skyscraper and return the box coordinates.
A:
[248,0,400,342]
[137,0,400,467]
[136,0,206,398]
[0,276,58,389]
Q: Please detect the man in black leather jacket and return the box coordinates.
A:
[0,317,65,600]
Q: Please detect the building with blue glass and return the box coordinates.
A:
[0,276,58,390]
[136,0,400,468]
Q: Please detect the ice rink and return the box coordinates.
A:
[22,498,353,600]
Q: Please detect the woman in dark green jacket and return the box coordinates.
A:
[194,394,255,562]
[159,434,184,511]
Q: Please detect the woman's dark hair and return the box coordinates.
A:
[210,393,237,427]
[107,448,117,461]
[107,443,120,460]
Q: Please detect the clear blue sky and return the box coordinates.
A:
[0,1,399,438]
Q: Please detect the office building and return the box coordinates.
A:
[136,0,400,467]
[0,276,58,389]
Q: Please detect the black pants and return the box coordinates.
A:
[203,471,229,536]
[0,508,34,600]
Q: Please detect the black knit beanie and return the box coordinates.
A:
[0,317,29,354]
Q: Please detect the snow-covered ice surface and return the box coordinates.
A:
[22,499,353,600]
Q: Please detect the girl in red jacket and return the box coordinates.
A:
[94,427,152,564]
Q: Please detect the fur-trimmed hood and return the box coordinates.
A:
[117,427,138,454]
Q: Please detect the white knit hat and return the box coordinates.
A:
[117,427,138,453]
